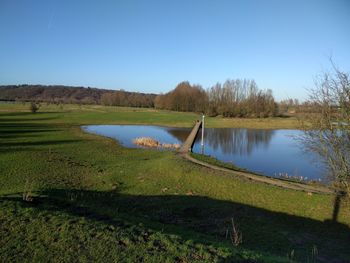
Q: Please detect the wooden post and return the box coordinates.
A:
[201,114,205,153]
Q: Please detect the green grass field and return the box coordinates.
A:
[1,103,349,262]
[0,102,300,128]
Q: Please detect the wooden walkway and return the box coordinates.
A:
[179,120,202,153]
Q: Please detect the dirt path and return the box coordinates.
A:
[181,152,333,194]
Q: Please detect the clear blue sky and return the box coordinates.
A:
[0,0,349,101]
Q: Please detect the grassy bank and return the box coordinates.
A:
[190,153,251,173]
[1,103,349,262]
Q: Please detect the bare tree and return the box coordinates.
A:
[154,81,208,112]
[300,63,350,195]
[206,79,277,118]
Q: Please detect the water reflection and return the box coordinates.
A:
[165,128,190,142]
[196,128,275,156]
[192,128,326,182]
[82,125,190,149]
[83,125,326,182]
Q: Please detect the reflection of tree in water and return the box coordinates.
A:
[202,128,275,156]
[165,128,191,143]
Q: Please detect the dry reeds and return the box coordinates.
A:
[133,137,181,150]
[133,137,160,148]
[226,218,242,247]
[23,178,34,202]
[162,143,181,150]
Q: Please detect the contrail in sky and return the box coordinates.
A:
[47,3,56,30]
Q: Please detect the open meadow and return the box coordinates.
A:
[1,103,349,262]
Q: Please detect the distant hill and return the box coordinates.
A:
[0,85,156,107]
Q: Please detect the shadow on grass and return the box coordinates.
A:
[0,112,62,117]
[331,191,348,224]
[0,140,81,148]
[1,188,349,262]
[0,117,60,123]
[0,122,60,133]
[0,111,62,124]
[0,119,77,152]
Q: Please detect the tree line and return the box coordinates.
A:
[155,79,278,118]
[207,79,277,117]
[1,81,280,117]
[154,81,208,112]
[0,85,156,108]
[101,90,154,108]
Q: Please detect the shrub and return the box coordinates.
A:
[29,102,39,113]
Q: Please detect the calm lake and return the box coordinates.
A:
[82,125,327,182]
